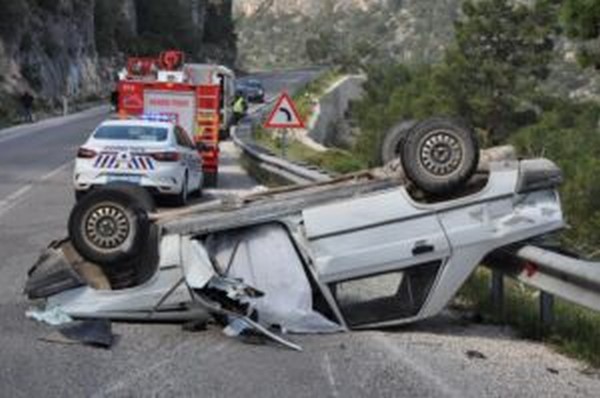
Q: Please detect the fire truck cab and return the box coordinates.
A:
[117,50,235,187]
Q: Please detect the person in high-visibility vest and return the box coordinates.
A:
[233,91,247,124]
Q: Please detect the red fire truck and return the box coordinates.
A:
[117,50,235,187]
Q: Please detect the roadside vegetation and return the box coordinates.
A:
[254,69,367,175]
[458,268,600,368]
[254,126,365,175]
[293,69,344,121]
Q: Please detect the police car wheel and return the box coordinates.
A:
[68,187,151,265]
[401,118,479,196]
[174,174,188,206]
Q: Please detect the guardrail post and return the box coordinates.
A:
[491,270,504,321]
[540,291,554,333]
[62,96,69,116]
[281,129,288,159]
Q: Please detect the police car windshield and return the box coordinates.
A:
[94,125,168,142]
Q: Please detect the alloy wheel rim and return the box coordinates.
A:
[419,131,464,176]
[84,204,130,250]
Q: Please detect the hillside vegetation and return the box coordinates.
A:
[235,0,460,69]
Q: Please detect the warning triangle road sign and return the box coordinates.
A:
[264,92,305,129]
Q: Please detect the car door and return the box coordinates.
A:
[302,188,451,328]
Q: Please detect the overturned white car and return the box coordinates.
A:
[25,119,565,349]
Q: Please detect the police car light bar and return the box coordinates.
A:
[140,113,178,123]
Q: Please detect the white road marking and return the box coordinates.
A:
[0,161,73,219]
[322,353,339,398]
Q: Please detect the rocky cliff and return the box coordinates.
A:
[0,0,236,121]
[234,0,460,69]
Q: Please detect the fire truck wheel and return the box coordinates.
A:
[203,171,218,188]
[68,186,151,266]
[401,118,479,196]
[219,128,231,141]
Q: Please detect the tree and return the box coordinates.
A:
[561,0,600,69]
[438,0,559,143]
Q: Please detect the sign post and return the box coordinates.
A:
[264,92,305,160]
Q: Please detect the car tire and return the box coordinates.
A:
[380,120,418,165]
[68,186,151,266]
[219,128,231,141]
[203,171,218,188]
[75,190,88,202]
[174,173,189,207]
[401,118,479,195]
[104,183,156,212]
[190,175,203,198]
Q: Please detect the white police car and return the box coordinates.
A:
[74,117,203,206]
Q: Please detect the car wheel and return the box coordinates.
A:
[401,118,479,195]
[190,174,203,198]
[380,120,418,165]
[68,186,151,265]
[75,190,88,202]
[174,173,189,206]
[104,183,156,212]
[203,171,218,188]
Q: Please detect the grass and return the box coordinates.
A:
[292,69,344,122]
[254,126,366,175]
[457,268,600,368]
[252,68,365,175]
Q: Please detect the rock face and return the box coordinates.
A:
[234,0,599,101]
[234,0,461,69]
[0,0,236,112]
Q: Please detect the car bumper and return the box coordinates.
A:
[74,165,185,195]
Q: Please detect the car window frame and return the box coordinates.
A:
[174,126,194,150]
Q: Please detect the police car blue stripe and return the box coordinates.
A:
[108,156,118,169]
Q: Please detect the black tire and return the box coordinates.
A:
[203,171,218,188]
[104,183,156,212]
[68,186,151,265]
[75,190,87,202]
[401,118,479,195]
[380,120,418,165]
[173,173,189,207]
[219,127,231,141]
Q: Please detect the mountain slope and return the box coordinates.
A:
[235,0,461,69]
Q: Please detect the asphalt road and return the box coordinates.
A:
[0,69,598,398]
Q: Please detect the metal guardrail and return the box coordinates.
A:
[485,245,600,328]
[231,104,332,185]
[231,91,600,331]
